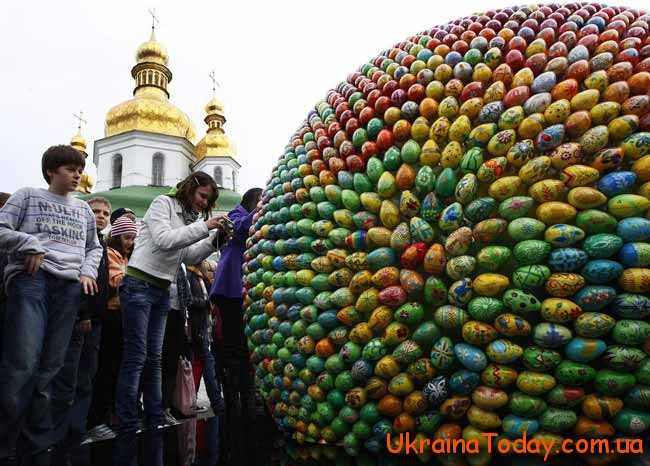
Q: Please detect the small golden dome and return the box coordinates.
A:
[135,30,168,66]
[70,132,87,154]
[205,96,224,116]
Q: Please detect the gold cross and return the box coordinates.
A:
[148,8,159,32]
[73,111,87,132]
[209,70,221,96]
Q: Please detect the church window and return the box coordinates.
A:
[112,154,122,189]
[232,171,237,191]
[213,166,223,187]
[152,153,165,186]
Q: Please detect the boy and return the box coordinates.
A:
[0,145,102,465]
[50,197,111,463]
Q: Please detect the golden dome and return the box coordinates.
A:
[195,95,236,161]
[70,131,87,155]
[135,30,168,66]
[104,29,196,143]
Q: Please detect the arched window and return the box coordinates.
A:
[112,154,122,189]
[213,166,223,187]
[152,153,165,186]
[232,171,237,191]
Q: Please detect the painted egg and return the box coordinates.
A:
[367,227,392,248]
[581,260,623,284]
[519,156,553,185]
[536,124,565,152]
[507,140,537,168]
[617,217,650,242]
[429,337,455,372]
[445,256,476,280]
[466,404,501,430]
[613,410,650,435]
[567,187,607,210]
[488,176,522,201]
[620,132,650,160]
[517,372,557,396]
[465,197,498,223]
[546,386,584,410]
[581,394,624,421]
[477,157,508,184]
[423,243,446,276]
[434,305,469,331]
[602,345,646,371]
[590,147,625,172]
[449,370,481,396]
[473,273,509,297]
[555,361,597,386]
[549,142,583,169]
[508,217,546,241]
[619,243,650,267]
[486,339,523,364]
[624,387,650,412]
[575,209,618,235]
[579,125,610,154]
[392,340,423,366]
[548,248,589,272]
[574,312,617,338]
[481,364,518,389]
[611,293,650,319]
[498,196,535,221]
[512,265,551,290]
[565,337,607,363]
[594,370,636,396]
[597,171,637,198]
[467,298,505,324]
[477,246,512,272]
[522,346,562,372]
[420,192,444,223]
[454,174,478,205]
[494,313,532,337]
[540,408,578,433]
[379,200,400,229]
[509,392,548,418]
[390,223,411,252]
[410,217,435,244]
[454,343,488,372]
[560,165,600,188]
[472,386,509,411]
[583,234,624,259]
[513,240,551,265]
[503,415,540,438]
[544,224,586,247]
[532,72,556,94]
[619,268,650,293]
[367,247,397,272]
[473,218,508,243]
[438,202,464,233]
[613,319,650,345]
[608,194,650,219]
[573,286,617,311]
[399,191,421,218]
[447,278,473,307]
[394,302,424,327]
[541,298,582,323]
[533,323,572,349]
[423,276,447,308]
[528,179,567,203]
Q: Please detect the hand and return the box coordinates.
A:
[24,253,44,276]
[80,276,98,295]
[77,319,92,333]
[206,215,232,231]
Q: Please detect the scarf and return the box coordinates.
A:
[167,187,200,226]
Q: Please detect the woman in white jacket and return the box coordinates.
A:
[115,172,231,433]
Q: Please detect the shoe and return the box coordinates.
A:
[194,405,209,414]
[163,410,180,426]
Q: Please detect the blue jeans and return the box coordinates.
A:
[115,276,170,433]
[50,322,102,449]
[198,320,223,410]
[0,271,80,458]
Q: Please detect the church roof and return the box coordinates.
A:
[78,185,241,218]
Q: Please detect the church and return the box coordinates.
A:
[74,22,241,216]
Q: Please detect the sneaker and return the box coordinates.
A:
[194,405,209,414]
[163,410,180,426]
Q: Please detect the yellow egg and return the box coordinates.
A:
[570,89,600,112]
[536,202,577,225]
[560,165,600,187]
[529,179,568,203]
[473,273,510,297]
[567,187,607,209]
[488,176,523,201]
[633,155,650,182]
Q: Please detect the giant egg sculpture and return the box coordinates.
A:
[242,3,650,463]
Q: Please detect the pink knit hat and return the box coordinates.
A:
[111,216,138,237]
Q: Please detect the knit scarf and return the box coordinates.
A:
[167,187,200,226]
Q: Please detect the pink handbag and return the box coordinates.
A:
[173,356,197,417]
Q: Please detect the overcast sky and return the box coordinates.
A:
[0,0,647,196]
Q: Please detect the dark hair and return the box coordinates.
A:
[174,171,219,220]
[42,145,86,184]
[241,187,263,212]
[0,192,10,208]
[107,235,132,259]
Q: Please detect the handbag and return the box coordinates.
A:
[173,356,197,417]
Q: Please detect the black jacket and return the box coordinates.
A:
[79,233,109,321]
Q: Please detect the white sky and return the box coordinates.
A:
[0,0,647,195]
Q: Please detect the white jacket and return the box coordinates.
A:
[128,195,216,283]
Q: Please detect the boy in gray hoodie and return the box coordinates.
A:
[0,145,103,465]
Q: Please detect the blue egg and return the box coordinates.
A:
[548,248,589,272]
[617,217,650,242]
[611,293,650,319]
[536,124,565,152]
[619,242,650,267]
[453,343,488,372]
[597,171,637,198]
[448,369,480,395]
[565,337,607,363]
[531,71,557,94]
[503,415,540,439]
[581,259,623,284]
[574,286,617,311]
[477,101,504,124]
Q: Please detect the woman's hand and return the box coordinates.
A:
[24,253,44,276]
[206,215,233,232]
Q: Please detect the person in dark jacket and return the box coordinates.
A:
[209,187,262,466]
[50,197,111,461]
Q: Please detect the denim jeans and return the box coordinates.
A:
[198,319,222,410]
[50,322,102,449]
[115,276,170,433]
[0,271,80,458]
